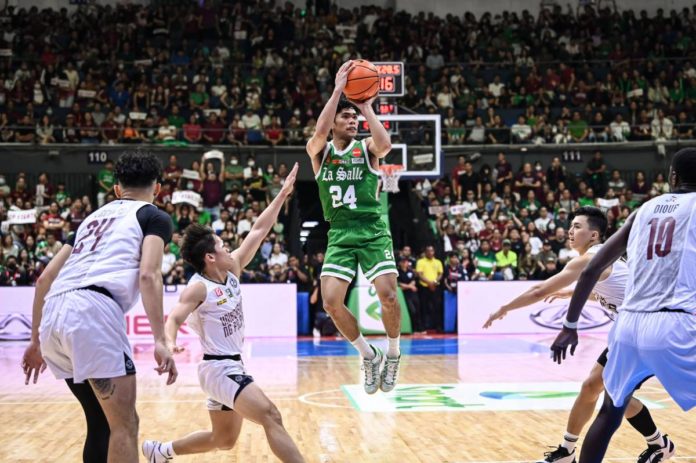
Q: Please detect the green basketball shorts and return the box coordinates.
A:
[321,219,397,283]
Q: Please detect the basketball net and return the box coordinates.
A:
[379,164,404,193]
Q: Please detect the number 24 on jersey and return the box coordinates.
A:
[329,185,357,209]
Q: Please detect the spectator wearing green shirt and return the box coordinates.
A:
[474,240,497,280]
[169,231,182,260]
[189,82,209,111]
[55,182,69,207]
[224,154,244,191]
[519,190,541,215]
[669,79,685,104]
[167,104,185,130]
[579,187,596,207]
[494,239,517,281]
[96,159,115,207]
[568,111,589,142]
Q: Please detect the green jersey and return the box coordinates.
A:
[97,168,115,192]
[316,139,381,223]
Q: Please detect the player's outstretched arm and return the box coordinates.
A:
[352,97,392,158]
[483,253,592,328]
[140,234,178,385]
[22,241,73,385]
[231,163,298,273]
[551,211,637,364]
[306,60,355,158]
[165,281,206,353]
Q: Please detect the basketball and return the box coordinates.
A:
[344,59,380,102]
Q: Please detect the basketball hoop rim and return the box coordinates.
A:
[379,164,405,174]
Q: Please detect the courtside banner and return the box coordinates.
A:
[0,284,297,342]
[458,281,613,335]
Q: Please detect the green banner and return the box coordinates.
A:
[347,285,412,334]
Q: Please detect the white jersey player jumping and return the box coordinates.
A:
[552,148,696,463]
[142,163,305,463]
[485,206,674,463]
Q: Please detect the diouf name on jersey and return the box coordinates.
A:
[321,166,365,182]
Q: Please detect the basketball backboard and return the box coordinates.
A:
[357,114,442,178]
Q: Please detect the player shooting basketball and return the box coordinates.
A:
[306,60,402,394]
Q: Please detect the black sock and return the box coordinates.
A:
[626,404,658,439]
[579,392,628,463]
[66,378,111,463]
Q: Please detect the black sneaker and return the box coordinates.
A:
[637,435,676,463]
[536,445,576,463]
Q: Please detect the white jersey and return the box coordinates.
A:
[587,244,628,314]
[187,272,245,356]
[47,200,152,312]
[622,192,696,314]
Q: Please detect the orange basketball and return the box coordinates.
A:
[344,59,380,102]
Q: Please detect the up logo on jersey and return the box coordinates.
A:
[214,288,223,297]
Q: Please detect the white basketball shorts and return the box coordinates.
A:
[198,358,254,411]
[603,310,696,411]
[39,290,135,384]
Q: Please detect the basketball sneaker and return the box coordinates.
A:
[361,345,383,394]
[380,355,401,392]
[537,445,576,463]
[142,440,174,462]
[637,435,676,463]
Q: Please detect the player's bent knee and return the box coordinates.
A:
[213,434,238,450]
[378,291,398,308]
[322,300,343,316]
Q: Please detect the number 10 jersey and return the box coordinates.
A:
[622,192,696,314]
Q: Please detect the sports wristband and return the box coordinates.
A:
[563,320,578,329]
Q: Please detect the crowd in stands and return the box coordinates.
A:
[0,2,696,146]
[417,152,667,281]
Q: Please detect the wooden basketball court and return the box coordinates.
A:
[2,334,695,462]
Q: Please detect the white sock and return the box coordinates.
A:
[161,441,176,458]
[386,335,400,358]
[351,335,375,359]
[646,429,663,446]
[562,432,579,452]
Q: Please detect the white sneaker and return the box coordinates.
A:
[380,355,401,392]
[142,440,173,463]
[638,435,676,463]
[537,445,576,463]
[361,346,383,394]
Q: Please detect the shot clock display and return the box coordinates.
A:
[374,62,405,97]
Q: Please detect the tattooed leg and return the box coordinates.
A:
[88,375,138,463]
[90,378,116,400]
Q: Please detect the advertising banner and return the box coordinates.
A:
[0,284,297,342]
[457,281,613,335]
